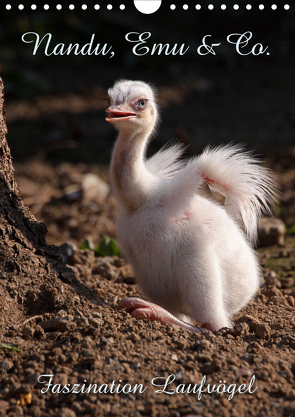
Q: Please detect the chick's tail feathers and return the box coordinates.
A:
[196,145,277,243]
[162,144,278,244]
[146,142,186,180]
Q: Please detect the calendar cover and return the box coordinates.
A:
[0,2,294,417]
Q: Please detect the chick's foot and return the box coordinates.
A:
[117,297,211,333]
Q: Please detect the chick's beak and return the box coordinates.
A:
[106,106,137,122]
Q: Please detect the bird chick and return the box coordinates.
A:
[106,79,277,333]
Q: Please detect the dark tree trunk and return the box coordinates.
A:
[0,76,99,330]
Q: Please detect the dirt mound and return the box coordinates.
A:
[1,241,295,417]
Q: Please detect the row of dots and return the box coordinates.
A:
[6,4,125,10]
[176,4,290,10]
[5,4,291,11]
[191,4,290,10]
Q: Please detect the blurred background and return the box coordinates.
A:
[1,0,295,245]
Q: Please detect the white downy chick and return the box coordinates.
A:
[106,79,277,333]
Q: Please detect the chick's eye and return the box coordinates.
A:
[137,99,147,109]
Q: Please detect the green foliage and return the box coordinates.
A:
[80,237,95,251]
[97,237,121,256]
[286,223,295,235]
[0,343,21,352]
[81,237,121,257]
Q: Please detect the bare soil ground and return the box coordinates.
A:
[0,157,294,417]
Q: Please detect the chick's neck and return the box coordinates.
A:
[111,126,157,214]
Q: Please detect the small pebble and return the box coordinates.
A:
[235,368,253,377]
[34,326,46,340]
[255,323,272,339]
[258,218,285,247]
[88,318,103,328]
[234,322,249,336]
[57,407,76,417]
[1,359,14,371]
[286,296,295,307]
[22,326,34,339]
[281,277,294,288]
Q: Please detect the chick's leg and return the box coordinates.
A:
[117,297,212,333]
